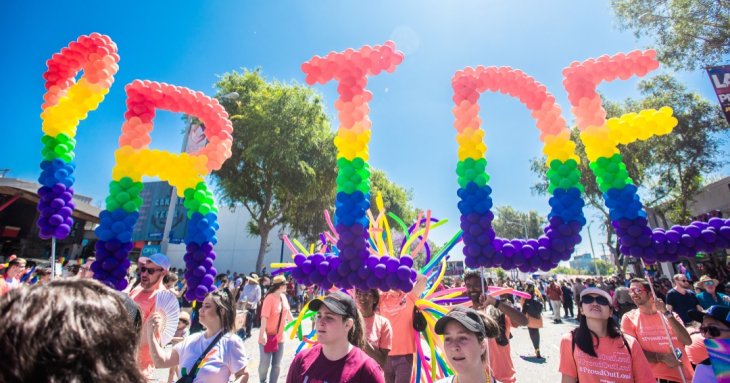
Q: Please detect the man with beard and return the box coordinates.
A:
[128,253,170,379]
[621,278,693,383]
[464,271,527,382]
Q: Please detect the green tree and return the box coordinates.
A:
[491,206,547,239]
[531,74,729,275]
[554,265,583,275]
[212,70,337,273]
[611,0,730,71]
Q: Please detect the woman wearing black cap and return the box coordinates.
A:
[434,306,500,383]
[286,291,385,382]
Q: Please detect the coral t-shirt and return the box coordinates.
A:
[685,331,709,365]
[620,310,694,382]
[488,315,515,383]
[261,293,291,342]
[363,314,393,351]
[285,343,385,383]
[558,332,655,383]
[379,290,418,356]
[129,285,163,378]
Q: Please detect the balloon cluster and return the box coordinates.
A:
[565,50,730,263]
[36,33,119,239]
[295,42,414,291]
[452,66,587,272]
[94,79,233,294]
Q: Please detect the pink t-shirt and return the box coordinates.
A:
[363,314,393,351]
[285,343,385,383]
[379,290,417,356]
[261,292,291,342]
[488,315,515,383]
[129,285,163,377]
[620,310,694,382]
[685,331,709,365]
[558,332,655,383]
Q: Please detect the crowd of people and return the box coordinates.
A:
[1,252,729,383]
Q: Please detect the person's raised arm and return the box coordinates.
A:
[146,313,180,368]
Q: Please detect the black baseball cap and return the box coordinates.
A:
[688,305,730,327]
[309,291,358,318]
[434,306,487,337]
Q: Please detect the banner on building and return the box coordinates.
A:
[707,65,730,124]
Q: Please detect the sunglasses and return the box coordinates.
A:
[629,288,647,295]
[139,266,163,275]
[703,281,716,286]
[179,319,190,325]
[582,295,610,306]
[699,325,730,338]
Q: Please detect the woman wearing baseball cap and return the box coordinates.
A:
[434,306,500,383]
[286,291,384,382]
[686,305,730,383]
[558,287,654,383]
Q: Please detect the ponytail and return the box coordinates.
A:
[347,309,366,349]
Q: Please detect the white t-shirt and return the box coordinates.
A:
[173,331,248,383]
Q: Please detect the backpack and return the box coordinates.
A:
[522,298,543,319]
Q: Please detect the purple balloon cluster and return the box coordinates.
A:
[616,217,730,263]
[92,240,133,290]
[290,223,416,292]
[36,183,75,239]
[183,242,217,301]
[463,214,582,272]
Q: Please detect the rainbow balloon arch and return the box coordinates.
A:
[35,35,730,296]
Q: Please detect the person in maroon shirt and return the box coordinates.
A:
[286,291,384,383]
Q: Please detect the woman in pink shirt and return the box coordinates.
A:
[559,287,654,383]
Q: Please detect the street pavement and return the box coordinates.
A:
[153,307,577,382]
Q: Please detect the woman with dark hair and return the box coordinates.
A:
[558,287,654,383]
[147,288,250,383]
[434,306,500,383]
[521,281,545,359]
[356,288,392,368]
[287,291,384,382]
[258,274,293,383]
[0,278,146,383]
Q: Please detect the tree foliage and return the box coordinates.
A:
[611,0,730,70]
[491,205,547,239]
[212,70,337,273]
[370,169,417,224]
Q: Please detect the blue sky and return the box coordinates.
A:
[2,1,727,259]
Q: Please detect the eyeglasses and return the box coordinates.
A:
[703,281,716,286]
[699,325,730,338]
[629,288,647,295]
[139,266,163,275]
[581,295,610,306]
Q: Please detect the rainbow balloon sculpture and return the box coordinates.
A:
[453,66,586,272]
[92,80,233,295]
[36,33,120,239]
[288,42,418,292]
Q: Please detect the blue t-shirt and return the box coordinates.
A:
[697,292,730,309]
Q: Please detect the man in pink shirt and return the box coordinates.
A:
[464,270,527,383]
[621,278,693,383]
[379,273,427,383]
[127,253,170,379]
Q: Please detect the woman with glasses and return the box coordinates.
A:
[686,305,730,383]
[147,288,250,383]
[559,287,654,382]
[286,291,384,382]
[696,275,730,309]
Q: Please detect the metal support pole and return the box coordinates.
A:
[50,237,56,278]
[587,221,599,276]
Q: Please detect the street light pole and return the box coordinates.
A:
[587,221,600,276]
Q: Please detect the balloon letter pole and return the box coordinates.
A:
[93,80,233,296]
[36,34,120,277]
